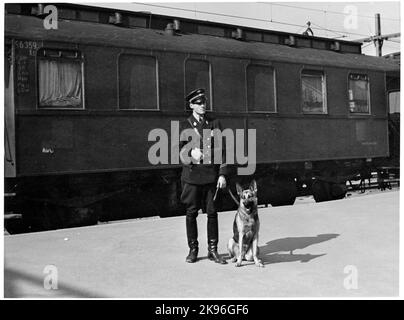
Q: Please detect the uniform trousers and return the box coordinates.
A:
[180,182,219,249]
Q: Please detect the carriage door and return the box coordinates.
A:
[5,41,16,178]
[388,90,400,165]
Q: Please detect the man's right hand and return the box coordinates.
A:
[191,148,203,161]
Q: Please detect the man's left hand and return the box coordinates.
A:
[217,175,227,189]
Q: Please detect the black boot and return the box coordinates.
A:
[186,241,199,263]
[186,215,199,263]
[207,240,227,264]
[207,215,227,264]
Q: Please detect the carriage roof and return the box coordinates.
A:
[5,10,400,73]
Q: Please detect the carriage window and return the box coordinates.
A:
[388,91,400,114]
[348,73,370,113]
[185,59,211,110]
[38,49,83,109]
[5,45,11,89]
[301,70,327,114]
[119,55,158,110]
[247,65,276,112]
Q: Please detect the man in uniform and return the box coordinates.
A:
[179,88,228,264]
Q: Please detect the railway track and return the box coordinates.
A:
[346,168,400,193]
[5,171,399,235]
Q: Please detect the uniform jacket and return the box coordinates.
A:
[179,114,228,185]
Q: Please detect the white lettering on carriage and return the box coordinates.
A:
[42,147,54,154]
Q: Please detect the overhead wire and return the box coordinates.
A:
[133,2,375,38]
[265,2,400,22]
[309,22,346,38]
[362,42,374,49]
[131,2,401,56]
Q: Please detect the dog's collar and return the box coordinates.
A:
[239,204,257,215]
[240,207,250,215]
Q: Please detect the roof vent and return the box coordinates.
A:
[331,41,341,51]
[232,28,244,40]
[173,19,181,32]
[109,12,123,25]
[31,4,46,17]
[165,23,175,36]
[285,35,296,46]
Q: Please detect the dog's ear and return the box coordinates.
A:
[250,180,257,195]
[236,183,243,196]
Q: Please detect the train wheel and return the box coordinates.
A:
[312,180,347,202]
[65,204,100,228]
[24,201,68,231]
[312,180,332,202]
[268,176,297,207]
[330,182,347,200]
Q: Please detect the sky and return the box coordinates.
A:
[87,1,401,56]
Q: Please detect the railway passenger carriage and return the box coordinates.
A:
[4,3,400,230]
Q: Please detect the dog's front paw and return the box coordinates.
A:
[255,261,264,268]
[235,261,242,267]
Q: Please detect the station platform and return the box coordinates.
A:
[4,190,399,298]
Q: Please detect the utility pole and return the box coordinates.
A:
[375,13,382,57]
[355,13,400,57]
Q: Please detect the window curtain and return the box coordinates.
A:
[39,60,82,107]
[302,74,323,112]
[389,91,400,114]
[302,76,323,104]
[349,79,369,113]
[350,80,368,101]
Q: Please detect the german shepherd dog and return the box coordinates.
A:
[227,180,264,267]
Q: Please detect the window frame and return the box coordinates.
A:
[36,48,85,110]
[246,63,277,113]
[300,68,328,115]
[184,58,213,112]
[347,73,371,115]
[117,53,160,111]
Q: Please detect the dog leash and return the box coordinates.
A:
[213,186,240,206]
[227,188,240,206]
[213,187,219,201]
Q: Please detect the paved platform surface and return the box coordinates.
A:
[4,190,399,298]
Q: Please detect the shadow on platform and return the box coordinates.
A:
[259,233,339,265]
[4,267,106,298]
